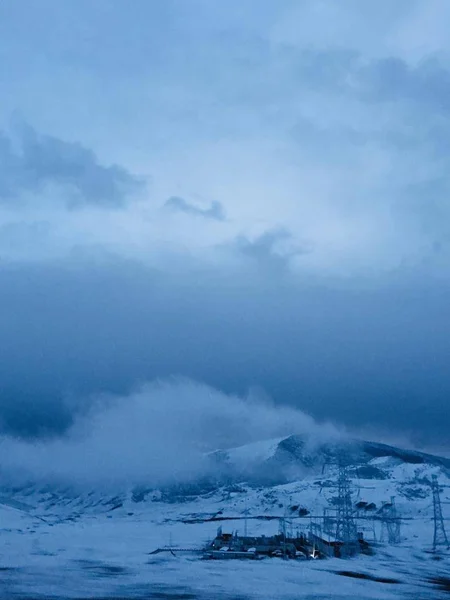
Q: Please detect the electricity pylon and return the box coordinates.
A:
[431,475,449,553]
[380,496,401,545]
[335,463,358,556]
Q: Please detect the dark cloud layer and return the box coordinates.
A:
[0,256,449,448]
[0,125,144,208]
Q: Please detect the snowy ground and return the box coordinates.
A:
[1,455,449,598]
[1,508,449,599]
[1,500,449,595]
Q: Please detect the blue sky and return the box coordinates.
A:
[0,0,449,449]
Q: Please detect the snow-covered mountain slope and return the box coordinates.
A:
[1,434,449,519]
[0,435,449,598]
[202,434,450,497]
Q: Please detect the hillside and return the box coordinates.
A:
[0,435,449,598]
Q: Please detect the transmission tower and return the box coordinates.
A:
[380,496,401,545]
[334,463,358,556]
[431,475,449,553]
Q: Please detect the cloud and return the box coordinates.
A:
[164,196,226,221]
[1,1,450,456]
[0,255,449,449]
[356,57,450,113]
[0,378,338,487]
[0,124,145,209]
[234,228,308,272]
[266,48,450,116]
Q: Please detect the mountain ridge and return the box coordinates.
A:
[208,434,450,488]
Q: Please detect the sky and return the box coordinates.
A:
[0,0,450,459]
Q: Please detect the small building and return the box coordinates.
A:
[309,526,370,558]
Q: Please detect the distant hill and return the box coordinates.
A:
[207,434,450,486]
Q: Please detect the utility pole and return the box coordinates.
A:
[431,475,449,553]
[244,497,248,538]
[279,501,288,560]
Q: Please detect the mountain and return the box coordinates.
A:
[207,434,450,488]
[1,433,448,515]
[1,434,449,599]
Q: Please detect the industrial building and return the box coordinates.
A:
[204,526,311,559]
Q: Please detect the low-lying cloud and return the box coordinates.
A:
[0,256,449,450]
[0,379,339,488]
